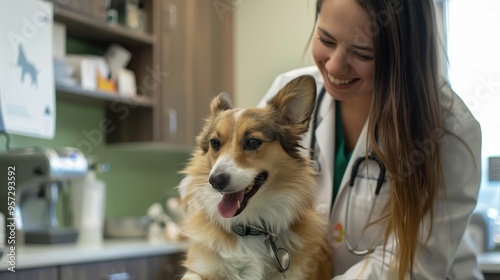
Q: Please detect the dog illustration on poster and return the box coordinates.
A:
[16,44,39,87]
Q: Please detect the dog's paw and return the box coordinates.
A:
[182,272,203,280]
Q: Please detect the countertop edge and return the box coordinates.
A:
[0,239,189,272]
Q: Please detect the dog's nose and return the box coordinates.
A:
[209,173,230,191]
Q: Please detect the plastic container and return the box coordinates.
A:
[71,163,109,245]
[104,216,151,238]
[0,211,5,252]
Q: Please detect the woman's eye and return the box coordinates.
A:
[318,36,336,47]
[245,139,262,151]
[210,139,221,151]
[355,52,374,61]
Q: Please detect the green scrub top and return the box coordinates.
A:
[333,100,353,205]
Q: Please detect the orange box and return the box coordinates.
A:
[97,70,116,93]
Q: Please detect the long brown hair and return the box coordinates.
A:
[315,0,445,278]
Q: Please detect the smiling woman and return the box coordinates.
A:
[255,0,484,279]
[311,0,375,153]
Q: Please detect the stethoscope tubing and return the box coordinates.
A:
[344,155,387,255]
[309,86,327,173]
[344,185,379,255]
[310,86,387,256]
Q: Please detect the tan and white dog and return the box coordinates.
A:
[178,75,332,280]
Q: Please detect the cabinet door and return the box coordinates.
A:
[59,255,181,280]
[0,267,58,280]
[484,273,500,280]
[158,0,190,145]
[159,0,233,146]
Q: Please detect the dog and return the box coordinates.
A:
[17,44,39,87]
[177,75,332,280]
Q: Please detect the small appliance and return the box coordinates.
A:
[0,147,87,244]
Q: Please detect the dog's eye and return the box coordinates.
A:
[210,139,221,151]
[245,139,262,151]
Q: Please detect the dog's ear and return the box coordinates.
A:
[195,93,232,154]
[210,92,233,115]
[266,75,316,132]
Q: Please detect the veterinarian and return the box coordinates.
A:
[259,0,483,279]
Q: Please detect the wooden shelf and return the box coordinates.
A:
[55,82,153,108]
[106,142,195,153]
[54,7,155,49]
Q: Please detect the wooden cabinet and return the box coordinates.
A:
[158,0,233,146]
[47,0,158,144]
[47,0,233,147]
[0,267,58,280]
[485,273,500,280]
[59,254,184,280]
[0,253,185,280]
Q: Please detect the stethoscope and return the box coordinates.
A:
[309,86,387,256]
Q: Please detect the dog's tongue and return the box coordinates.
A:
[217,190,245,218]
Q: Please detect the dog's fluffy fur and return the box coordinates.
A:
[178,75,332,280]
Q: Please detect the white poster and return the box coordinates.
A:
[0,0,55,139]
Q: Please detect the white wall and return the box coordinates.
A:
[234,0,317,107]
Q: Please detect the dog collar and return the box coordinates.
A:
[231,224,267,236]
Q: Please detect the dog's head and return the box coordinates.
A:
[182,75,317,228]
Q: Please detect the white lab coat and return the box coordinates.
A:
[259,66,484,279]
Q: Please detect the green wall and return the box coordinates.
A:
[5,99,191,218]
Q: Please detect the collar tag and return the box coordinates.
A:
[264,234,290,278]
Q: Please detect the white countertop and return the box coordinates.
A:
[0,239,189,271]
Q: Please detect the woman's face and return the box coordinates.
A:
[312,0,375,103]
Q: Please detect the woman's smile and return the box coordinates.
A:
[327,73,361,90]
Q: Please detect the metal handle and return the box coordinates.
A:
[106,272,131,280]
[167,4,177,29]
[168,108,177,137]
[47,183,59,229]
